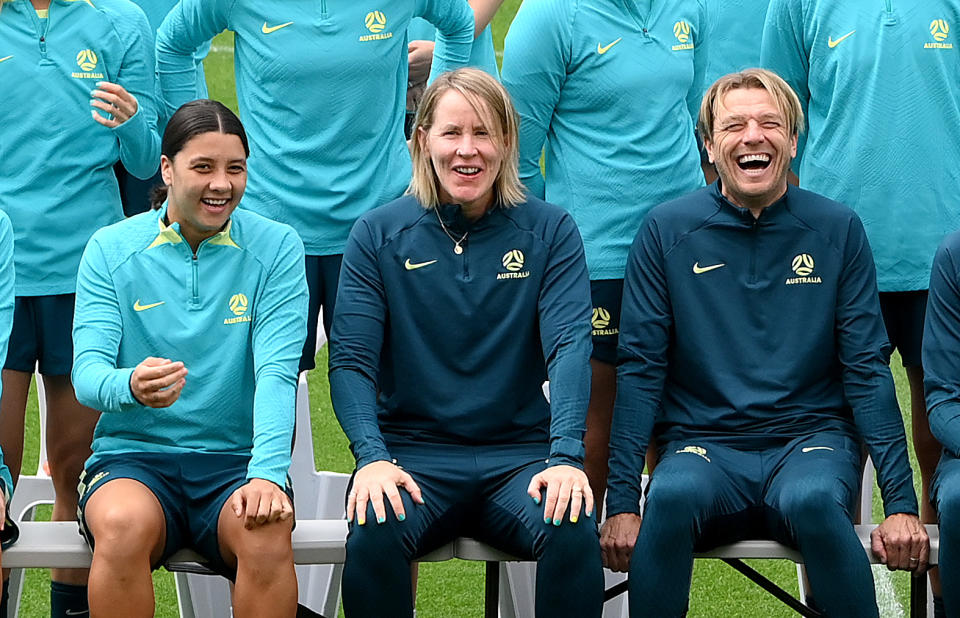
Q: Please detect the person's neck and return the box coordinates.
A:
[31,0,52,11]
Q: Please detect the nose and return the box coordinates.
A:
[455,135,478,158]
[209,168,231,191]
[743,120,765,143]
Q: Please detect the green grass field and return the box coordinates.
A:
[11,2,927,615]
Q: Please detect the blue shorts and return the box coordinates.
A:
[5,294,75,375]
[77,451,294,578]
[114,161,162,218]
[301,254,343,372]
[879,290,927,368]
[590,279,623,365]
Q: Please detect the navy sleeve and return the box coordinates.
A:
[837,215,918,517]
[606,217,672,516]
[538,213,593,467]
[924,236,960,457]
[328,219,392,469]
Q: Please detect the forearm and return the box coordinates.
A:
[71,358,137,413]
[329,368,391,468]
[605,379,656,517]
[247,371,296,488]
[545,331,591,467]
[114,107,160,179]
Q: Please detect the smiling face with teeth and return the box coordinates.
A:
[418,89,505,221]
[704,87,798,216]
[161,131,247,252]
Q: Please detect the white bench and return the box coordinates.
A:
[4,519,940,618]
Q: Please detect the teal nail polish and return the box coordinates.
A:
[533,496,541,505]
[553,518,561,526]
[586,510,593,518]
[544,516,552,524]
[377,516,386,524]
[398,513,406,522]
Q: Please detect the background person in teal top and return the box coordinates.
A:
[0,212,18,616]
[156,0,474,375]
[762,1,960,608]
[0,0,160,614]
[72,100,307,618]
[501,0,709,510]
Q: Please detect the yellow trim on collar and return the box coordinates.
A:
[206,220,241,249]
[146,216,183,249]
[36,8,49,17]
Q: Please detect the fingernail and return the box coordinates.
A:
[553,518,561,526]
[571,516,579,523]
[533,496,540,505]
[377,516,385,524]
[398,513,406,522]
[544,516,551,524]
[586,510,593,518]
[358,518,365,525]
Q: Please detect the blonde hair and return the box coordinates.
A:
[698,68,805,142]
[408,68,525,209]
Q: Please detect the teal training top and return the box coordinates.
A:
[128,0,208,106]
[407,16,499,77]
[761,0,960,291]
[0,0,160,296]
[703,0,770,91]
[0,213,15,500]
[156,0,475,257]
[72,206,308,488]
[501,0,708,280]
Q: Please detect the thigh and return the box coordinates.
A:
[762,433,861,539]
[78,454,185,567]
[878,291,927,367]
[316,254,343,340]
[5,296,38,372]
[932,451,960,520]
[589,279,622,365]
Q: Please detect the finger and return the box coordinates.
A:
[399,473,424,505]
[280,494,294,521]
[542,477,559,524]
[267,493,285,523]
[140,366,189,392]
[230,488,245,517]
[255,491,273,525]
[383,483,406,522]
[355,487,369,526]
[584,483,595,519]
[91,109,118,128]
[917,538,930,574]
[551,478,572,526]
[370,486,387,524]
[527,474,544,504]
[245,490,264,529]
[346,488,357,522]
[870,529,887,563]
[569,483,584,523]
[137,361,187,381]
[90,99,125,124]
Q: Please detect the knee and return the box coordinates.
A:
[89,506,161,561]
[232,523,294,571]
[778,478,849,530]
[346,516,410,562]
[536,519,600,564]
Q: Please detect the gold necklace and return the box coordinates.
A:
[436,208,468,254]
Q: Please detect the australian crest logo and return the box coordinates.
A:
[925,19,953,49]
[672,20,694,51]
[592,307,618,336]
[224,293,252,324]
[675,445,711,462]
[360,10,392,42]
[785,253,822,285]
[72,49,104,79]
[497,249,530,280]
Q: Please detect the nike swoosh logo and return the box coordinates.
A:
[261,21,293,34]
[801,446,835,453]
[133,300,165,312]
[597,38,622,54]
[692,262,725,274]
[827,30,855,48]
[64,611,89,616]
[0,56,13,63]
[404,258,437,271]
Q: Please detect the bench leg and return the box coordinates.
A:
[484,562,499,618]
[910,575,927,618]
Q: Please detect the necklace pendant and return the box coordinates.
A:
[454,245,463,255]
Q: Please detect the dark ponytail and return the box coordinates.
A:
[150,100,249,210]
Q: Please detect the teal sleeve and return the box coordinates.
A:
[924,240,960,458]
[500,0,571,199]
[836,216,918,517]
[538,214,592,467]
[110,2,161,179]
[246,231,309,487]
[328,220,393,469]
[418,0,475,81]
[0,215,13,392]
[760,0,809,170]
[156,0,233,117]
[686,0,710,126]
[72,238,139,414]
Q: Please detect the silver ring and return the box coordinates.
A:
[910,557,919,562]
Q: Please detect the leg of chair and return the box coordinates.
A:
[484,561,499,618]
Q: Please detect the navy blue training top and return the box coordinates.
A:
[607,182,917,518]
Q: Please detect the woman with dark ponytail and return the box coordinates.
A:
[72,100,307,618]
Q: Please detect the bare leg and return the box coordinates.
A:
[43,374,100,586]
[0,370,32,486]
[218,500,297,618]
[583,359,615,512]
[84,479,166,618]
[907,366,941,595]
